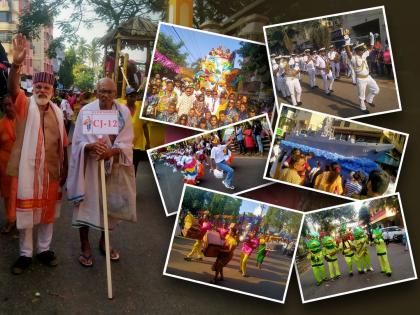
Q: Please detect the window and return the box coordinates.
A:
[344,121,350,127]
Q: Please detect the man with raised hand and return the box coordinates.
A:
[7,34,68,275]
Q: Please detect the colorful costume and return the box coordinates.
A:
[239,236,259,276]
[339,238,360,275]
[372,228,392,276]
[306,239,327,285]
[353,227,373,272]
[322,236,341,279]
[182,156,198,185]
[256,237,268,266]
[186,220,212,260]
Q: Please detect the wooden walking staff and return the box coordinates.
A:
[82,110,120,299]
[99,135,113,299]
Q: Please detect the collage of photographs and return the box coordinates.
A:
[0,1,417,312]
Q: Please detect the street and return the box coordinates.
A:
[154,156,270,215]
[166,237,294,301]
[296,243,416,302]
[277,73,400,117]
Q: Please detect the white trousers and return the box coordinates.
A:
[331,62,340,78]
[321,70,334,93]
[356,75,380,110]
[276,76,290,98]
[286,77,302,105]
[348,63,356,83]
[19,223,54,257]
[308,68,316,87]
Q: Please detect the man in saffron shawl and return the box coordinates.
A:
[7,34,68,275]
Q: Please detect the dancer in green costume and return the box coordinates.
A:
[306,239,327,286]
[322,236,341,279]
[372,228,392,276]
[353,227,374,273]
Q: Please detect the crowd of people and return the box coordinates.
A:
[180,211,295,284]
[271,32,392,114]
[304,226,393,287]
[0,34,138,274]
[269,145,394,198]
[153,118,270,190]
[143,73,272,130]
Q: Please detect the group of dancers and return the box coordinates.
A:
[181,211,293,284]
[306,226,392,286]
[271,31,383,114]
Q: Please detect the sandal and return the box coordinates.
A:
[78,253,93,267]
[99,246,120,261]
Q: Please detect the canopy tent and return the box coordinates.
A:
[100,17,158,98]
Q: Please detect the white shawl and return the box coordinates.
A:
[16,96,64,229]
[67,100,134,230]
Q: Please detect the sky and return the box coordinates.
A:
[159,24,243,68]
[239,200,267,216]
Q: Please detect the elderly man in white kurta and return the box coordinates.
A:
[67,78,136,267]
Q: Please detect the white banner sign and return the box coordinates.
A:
[82,110,119,135]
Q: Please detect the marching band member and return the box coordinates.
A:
[345,42,379,114]
[315,48,334,95]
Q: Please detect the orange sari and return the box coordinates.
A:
[0,116,16,222]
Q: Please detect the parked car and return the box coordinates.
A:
[381,226,405,242]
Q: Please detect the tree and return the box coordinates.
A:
[307,206,357,233]
[153,32,189,78]
[208,194,241,216]
[265,25,298,54]
[236,41,273,92]
[181,187,214,215]
[46,36,65,59]
[73,63,95,91]
[87,38,102,68]
[76,37,89,64]
[58,47,77,88]
[18,0,166,41]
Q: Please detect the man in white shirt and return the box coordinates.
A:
[210,135,235,189]
[285,57,302,106]
[273,55,291,100]
[306,51,317,89]
[60,94,73,133]
[316,48,334,95]
[177,84,195,116]
[328,45,340,79]
[345,43,379,114]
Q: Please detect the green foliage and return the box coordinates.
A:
[73,63,95,91]
[263,207,302,235]
[307,206,357,233]
[17,0,166,42]
[153,33,188,79]
[265,26,298,53]
[208,194,242,216]
[17,0,61,39]
[58,48,77,88]
[46,36,65,59]
[181,187,214,214]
